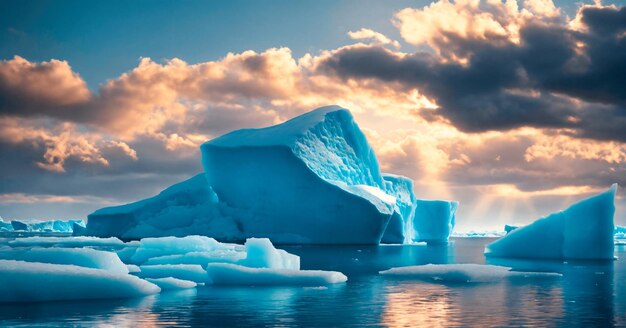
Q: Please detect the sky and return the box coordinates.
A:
[0,0,625,231]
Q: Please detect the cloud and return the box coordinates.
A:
[319,2,626,142]
[348,28,401,48]
[0,56,90,119]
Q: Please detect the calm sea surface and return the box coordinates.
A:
[1,237,624,327]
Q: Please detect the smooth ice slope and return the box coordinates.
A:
[380,174,417,244]
[380,264,561,283]
[86,174,240,240]
[206,263,348,286]
[138,264,211,283]
[0,260,159,302]
[485,184,617,260]
[0,248,128,274]
[413,200,458,244]
[201,106,394,244]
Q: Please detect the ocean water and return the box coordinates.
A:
[1,237,624,327]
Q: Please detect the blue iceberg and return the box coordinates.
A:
[8,219,85,233]
[85,105,459,245]
[86,174,241,240]
[201,106,394,244]
[412,200,458,244]
[485,184,617,260]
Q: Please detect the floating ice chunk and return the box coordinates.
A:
[126,264,141,273]
[144,250,245,267]
[380,174,417,244]
[615,226,626,239]
[452,230,506,237]
[116,246,139,263]
[237,238,300,270]
[8,236,125,248]
[201,106,393,244]
[130,235,239,264]
[485,184,617,260]
[137,264,211,283]
[206,263,347,286]
[0,247,128,274]
[145,277,196,290]
[0,260,159,303]
[86,174,241,240]
[380,264,561,283]
[413,200,458,244]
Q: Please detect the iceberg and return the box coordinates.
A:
[86,174,241,240]
[504,225,519,234]
[0,260,159,303]
[206,263,347,286]
[0,218,13,232]
[412,200,458,244]
[379,263,561,283]
[8,236,125,248]
[85,106,415,244]
[130,235,241,264]
[201,106,394,244]
[145,277,197,290]
[380,174,417,244]
[138,264,211,283]
[9,219,85,233]
[485,184,617,260]
[0,247,128,274]
[236,238,300,270]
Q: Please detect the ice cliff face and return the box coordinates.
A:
[201,106,394,244]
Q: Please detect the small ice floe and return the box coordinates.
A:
[379,263,562,283]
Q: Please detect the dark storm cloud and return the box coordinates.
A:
[319,5,626,141]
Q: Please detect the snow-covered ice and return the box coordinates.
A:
[0,260,159,302]
[145,277,197,290]
[138,264,211,283]
[206,263,347,286]
[485,184,617,260]
[379,263,561,283]
[0,247,128,274]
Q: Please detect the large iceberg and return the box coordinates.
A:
[485,184,617,260]
[201,106,394,244]
[84,105,460,245]
[86,106,398,244]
